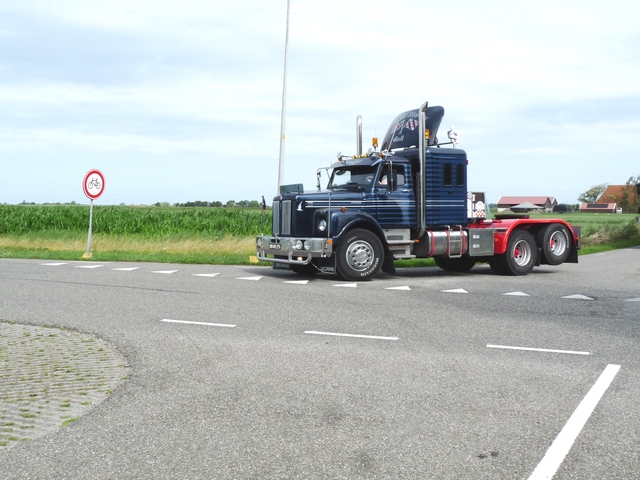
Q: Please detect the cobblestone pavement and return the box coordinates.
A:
[0,321,130,451]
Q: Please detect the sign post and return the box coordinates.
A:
[82,169,105,258]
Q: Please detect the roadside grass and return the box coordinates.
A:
[0,232,259,265]
[0,206,638,265]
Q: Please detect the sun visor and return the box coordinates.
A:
[381,106,445,150]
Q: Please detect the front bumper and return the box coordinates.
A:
[256,236,334,265]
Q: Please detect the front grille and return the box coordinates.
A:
[281,200,292,235]
[272,200,292,236]
[272,201,280,235]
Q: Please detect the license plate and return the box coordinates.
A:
[270,243,281,250]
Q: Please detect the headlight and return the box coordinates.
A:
[318,219,327,232]
[256,238,263,248]
[304,242,310,251]
[294,239,304,250]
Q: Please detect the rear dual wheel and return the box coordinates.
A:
[536,224,571,265]
[494,230,537,276]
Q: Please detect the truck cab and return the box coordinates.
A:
[257,102,580,280]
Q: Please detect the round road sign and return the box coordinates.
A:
[83,169,105,200]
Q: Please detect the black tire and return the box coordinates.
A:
[434,256,476,272]
[498,230,537,275]
[335,229,383,281]
[290,261,318,276]
[536,224,571,265]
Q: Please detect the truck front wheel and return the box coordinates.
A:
[498,230,537,275]
[336,229,383,281]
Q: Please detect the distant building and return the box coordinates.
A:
[580,203,619,213]
[496,196,557,213]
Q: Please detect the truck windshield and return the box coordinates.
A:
[329,166,377,190]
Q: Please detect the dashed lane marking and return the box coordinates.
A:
[503,291,530,296]
[284,280,309,285]
[562,294,594,300]
[625,297,640,302]
[304,331,399,341]
[192,273,220,277]
[333,283,358,288]
[487,344,590,356]
[40,262,68,266]
[76,265,104,269]
[441,288,468,294]
[151,270,178,274]
[161,319,236,328]
[236,276,263,281]
[112,267,140,271]
[386,286,411,291]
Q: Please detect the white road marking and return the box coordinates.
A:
[333,283,358,288]
[625,297,640,302]
[304,331,398,341]
[528,364,621,480]
[161,319,236,328]
[487,344,590,356]
[284,280,309,285]
[41,262,68,266]
[562,294,594,300]
[76,265,104,269]
[386,286,411,291]
[503,291,530,296]
[192,273,220,277]
[112,267,140,271]
[151,270,178,274]
[236,276,262,281]
[441,288,468,294]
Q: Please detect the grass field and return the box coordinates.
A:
[1,205,639,264]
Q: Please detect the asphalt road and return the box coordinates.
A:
[0,248,638,479]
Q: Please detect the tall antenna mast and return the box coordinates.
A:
[277,0,291,194]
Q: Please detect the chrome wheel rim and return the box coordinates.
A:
[345,240,375,272]
[512,239,532,266]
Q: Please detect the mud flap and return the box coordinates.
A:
[382,256,396,275]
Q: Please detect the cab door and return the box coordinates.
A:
[374,163,415,228]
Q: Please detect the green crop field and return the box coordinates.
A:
[0,205,638,264]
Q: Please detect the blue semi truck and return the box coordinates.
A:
[256,102,580,280]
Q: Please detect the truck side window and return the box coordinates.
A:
[379,166,406,186]
[456,163,464,187]
[443,163,452,187]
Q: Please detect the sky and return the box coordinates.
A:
[1,0,639,206]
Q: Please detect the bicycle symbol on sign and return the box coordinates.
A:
[87,177,101,190]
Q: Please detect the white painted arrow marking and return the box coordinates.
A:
[333,283,357,288]
[562,294,594,300]
[192,273,220,277]
[237,276,262,281]
[112,267,140,271]
[151,270,178,274]
[503,291,530,296]
[441,288,468,294]
[386,286,411,291]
